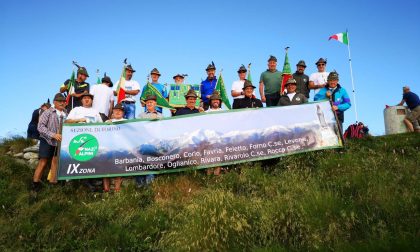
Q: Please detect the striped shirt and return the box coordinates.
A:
[37,107,67,146]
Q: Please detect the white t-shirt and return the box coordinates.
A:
[287,93,296,101]
[231,80,256,99]
[309,71,329,95]
[91,84,114,115]
[67,106,103,123]
[113,79,141,102]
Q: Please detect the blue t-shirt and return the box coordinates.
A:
[403,92,420,110]
[201,77,217,103]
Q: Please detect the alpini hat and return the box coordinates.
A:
[209,90,221,101]
[242,79,256,90]
[237,64,247,73]
[53,93,66,102]
[296,60,307,67]
[101,73,113,87]
[173,73,185,79]
[81,93,94,99]
[125,65,136,72]
[315,58,327,65]
[77,67,89,77]
[114,103,125,111]
[144,94,157,101]
[206,61,216,71]
[327,71,339,81]
[285,78,297,86]
[268,55,277,62]
[150,68,161,76]
[185,88,198,98]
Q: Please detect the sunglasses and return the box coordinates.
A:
[317,63,325,66]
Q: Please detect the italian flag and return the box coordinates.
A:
[329,32,349,45]
[116,66,126,103]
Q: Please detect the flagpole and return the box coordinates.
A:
[346,31,359,122]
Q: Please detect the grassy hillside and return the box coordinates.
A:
[0,134,419,251]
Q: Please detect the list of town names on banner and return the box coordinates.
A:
[58,101,342,180]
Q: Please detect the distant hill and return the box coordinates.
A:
[0,133,419,251]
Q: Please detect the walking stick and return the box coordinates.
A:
[48,115,64,183]
[329,97,345,144]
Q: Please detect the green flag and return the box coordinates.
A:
[141,83,174,109]
[97,76,101,84]
[65,70,76,106]
[215,73,232,109]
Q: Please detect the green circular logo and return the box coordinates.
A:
[69,134,99,162]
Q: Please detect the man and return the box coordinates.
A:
[201,62,217,110]
[231,65,256,108]
[138,94,163,119]
[206,91,223,112]
[314,71,351,131]
[397,86,420,132]
[170,74,186,116]
[233,80,264,109]
[259,55,282,106]
[114,64,140,119]
[136,94,163,187]
[309,58,330,98]
[91,74,114,119]
[175,89,203,116]
[65,93,103,123]
[141,68,168,114]
[293,60,310,99]
[65,93,102,191]
[103,103,126,192]
[32,93,67,191]
[27,99,51,140]
[60,66,90,111]
[278,78,308,106]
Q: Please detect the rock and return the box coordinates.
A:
[23,145,39,153]
[6,151,12,155]
[23,152,38,160]
[13,153,24,158]
[28,159,38,166]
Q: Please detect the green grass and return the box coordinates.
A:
[0,134,419,251]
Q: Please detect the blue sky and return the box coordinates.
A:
[1,0,419,137]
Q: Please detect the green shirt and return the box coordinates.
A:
[259,70,282,94]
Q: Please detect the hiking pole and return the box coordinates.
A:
[329,97,345,144]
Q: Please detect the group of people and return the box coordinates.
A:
[29,55,354,193]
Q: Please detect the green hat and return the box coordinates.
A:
[144,94,157,101]
[206,61,216,71]
[173,73,185,79]
[101,74,113,87]
[327,71,339,81]
[113,103,125,111]
[285,78,297,86]
[150,68,161,76]
[237,64,247,73]
[125,65,136,72]
[315,58,327,65]
[242,80,256,90]
[77,67,89,77]
[209,90,221,101]
[53,93,66,102]
[185,88,198,99]
[296,60,307,67]
[81,93,94,99]
[268,55,277,62]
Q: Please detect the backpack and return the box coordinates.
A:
[344,122,369,140]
